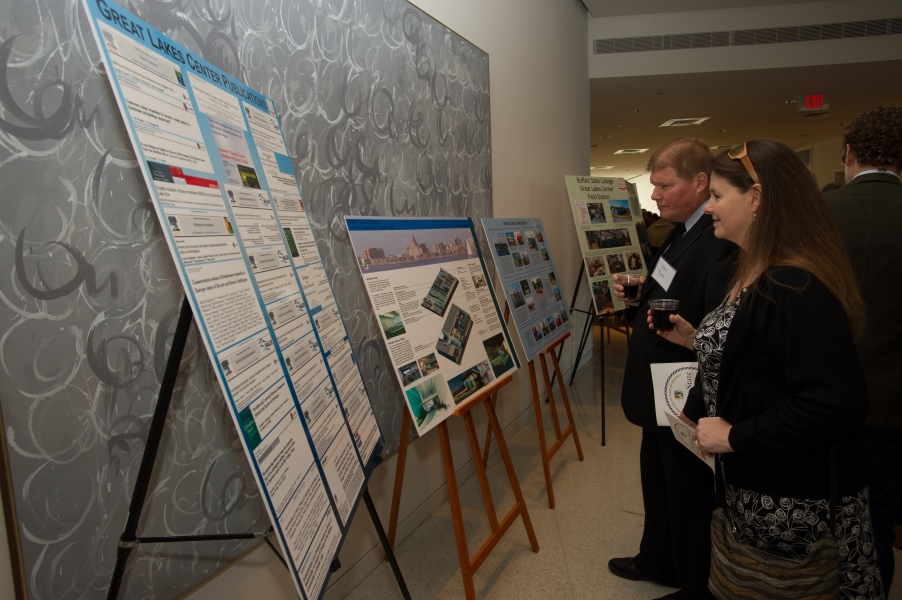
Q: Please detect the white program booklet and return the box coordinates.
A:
[666,413,715,471]
[650,362,698,426]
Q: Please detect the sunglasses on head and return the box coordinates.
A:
[728,143,760,185]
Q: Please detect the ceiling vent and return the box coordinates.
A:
[592,166,615,169]
[660,117,710,127]
[593,17,902,54]
[614,149,649,154]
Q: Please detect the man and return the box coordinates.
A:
[826,105,902,593]
[610,137,737,600]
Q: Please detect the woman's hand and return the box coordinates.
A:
[612,274,645,302]
[647,311,697,349]
[694,417,733,456]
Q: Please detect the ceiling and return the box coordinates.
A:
[590,59,902,176]
[581,0,819,18]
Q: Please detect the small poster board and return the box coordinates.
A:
[480,218,572,362]
[565,176,650,314]
[344,217,520,435]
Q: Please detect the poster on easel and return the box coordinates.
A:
[344,217,520,435]
[480,218,572,362]
[81,1,382,597]
[565,176,650,315]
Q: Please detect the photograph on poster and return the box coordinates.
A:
[586,256,606,278]
[505,232,517,246]
[546,316,556,332]
[379,311,407,339]
[592,280,615,313]
[436,305,473,364]
[405,374,449,429]
[587,202,608,224]
[541,248,550,261]
[422,268,459,317]
[515,231,525,245]
[532,325,543,341]
[531,276,546,300]
[417,353,440,376]
[493,233,511,256]
[610,199,633,223]
[553,286,563,302]
[536,230,545,243]
[585,228,633,250]
[398,360,423,386]
[507,282,526,308]
[352,227,476,272]
[526,231,538,251]
[482,333,515,378]
[512,252,523,268]
[627,252,643,270]
[606,253,627,274]
[472,274,487,288]
[448,360,495,405]
[548,271,558,285]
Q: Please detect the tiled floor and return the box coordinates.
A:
[344,326,902,600]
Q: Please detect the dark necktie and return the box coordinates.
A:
[662,223,686,259]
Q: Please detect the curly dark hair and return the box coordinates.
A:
[843,105,902,170]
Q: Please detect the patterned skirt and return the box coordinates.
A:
[725,485,884,600]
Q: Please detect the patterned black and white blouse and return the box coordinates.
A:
[694,290,884,600]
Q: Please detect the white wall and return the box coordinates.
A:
[589,0,902,78]
[811,135,844,188]
[181,1,592,599]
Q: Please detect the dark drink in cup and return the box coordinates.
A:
[622,274,641,301]
[649,299,679,331]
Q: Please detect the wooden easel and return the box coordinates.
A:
[387,375,539,600]
[481,308,584,508]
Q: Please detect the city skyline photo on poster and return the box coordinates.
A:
[565,176,650,315]
[80,1,381,597]
[345,217,519,436]
[481,218,573,363]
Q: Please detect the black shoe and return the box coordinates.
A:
[607,556,653,581]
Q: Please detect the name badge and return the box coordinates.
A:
[652,257,677,292]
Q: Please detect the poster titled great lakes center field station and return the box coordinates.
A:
[345,217,520,435]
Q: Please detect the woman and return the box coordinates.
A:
[654,139,883,599]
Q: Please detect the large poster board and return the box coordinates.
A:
[344,217,520,435]
[81,1,382,598]
[480,218,573,362]
[565,176,650,314]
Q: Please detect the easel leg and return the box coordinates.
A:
[600,333,606,447]
[481,394,495,469]
[529,360,555,509]
[107,297,193,600]
[485,400,540,553]
[363,489,412,600]
[463,412,500,534]
[569,314,595,386]
[550,350,584,461]
[387,410,412,549]
[438,422,476,600]
[538,354,563,440]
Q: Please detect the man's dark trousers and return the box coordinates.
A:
[634,428,716,599]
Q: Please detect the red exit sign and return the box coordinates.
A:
[799,92,830,111]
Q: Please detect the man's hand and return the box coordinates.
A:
[612,274,645,302]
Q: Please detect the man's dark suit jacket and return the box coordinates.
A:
[826,172,902,429]
[622,213,737,428]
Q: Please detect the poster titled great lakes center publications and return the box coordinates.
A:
[480,218,572,363]
[81,2,382,598]
[565,176,651,315]
[345,218,520,435]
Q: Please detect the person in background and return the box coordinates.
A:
[657,138,882,599]
[609,137,737,600]
[645,216,675,255]
[822,182,842,193]
[826,104,902,593]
